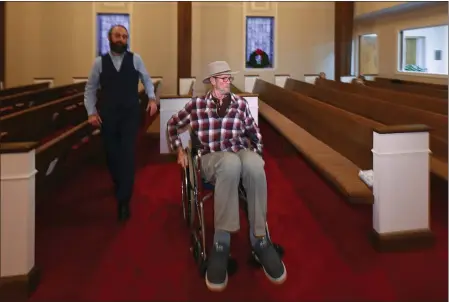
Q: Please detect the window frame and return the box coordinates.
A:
[357,33,379,76]
[244,16,276,71]
[396,24,448,78]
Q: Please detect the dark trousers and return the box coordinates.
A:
[100,104,140,204]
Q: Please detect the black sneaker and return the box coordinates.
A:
[253,237,287,284]
[205,241,229,291]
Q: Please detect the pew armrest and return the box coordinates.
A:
[0,142,39,154]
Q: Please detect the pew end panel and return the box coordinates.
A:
[72,77,88,84]
[33,78,54,89]
[244,75,259,93]
[274,74,290,88]
[371,124,435,252]
[0,142,41,301]
[179,77,196,96]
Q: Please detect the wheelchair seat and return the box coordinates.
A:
[202,181,215,191]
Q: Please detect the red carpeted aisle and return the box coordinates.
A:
[30,118,448,302]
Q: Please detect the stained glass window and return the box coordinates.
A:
[96,13,130,56]
[245,17,275,69]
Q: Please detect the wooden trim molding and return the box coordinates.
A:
[370,229,435,252]
[0,267,41,302]
[0,1,5,84]
[177,1,192,95]
[334,1,354,81]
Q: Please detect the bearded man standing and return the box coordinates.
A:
[84,24,158,222]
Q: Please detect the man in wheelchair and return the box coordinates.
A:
[167,61,286,291]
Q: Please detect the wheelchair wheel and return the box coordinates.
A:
[181,166,192,227]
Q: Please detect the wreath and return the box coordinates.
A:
[246,48,271,68]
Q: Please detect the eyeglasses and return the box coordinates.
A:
[214,76,234,83]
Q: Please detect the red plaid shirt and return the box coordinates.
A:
[167,91,263,155]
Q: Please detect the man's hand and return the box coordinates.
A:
[177,147,188,168]
[146,99,158,117]
[88,113,102,127]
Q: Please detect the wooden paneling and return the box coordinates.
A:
[0,1,5,84]
[334,1,354,81]
[177,1,192,94]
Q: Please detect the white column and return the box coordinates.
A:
[1,143,38,279]
[371,127,434,251]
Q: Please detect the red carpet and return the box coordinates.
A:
[30,118,448,302]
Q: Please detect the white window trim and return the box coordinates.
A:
[395,25,448,78]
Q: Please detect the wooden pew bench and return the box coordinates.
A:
[0,82,50,98]
[258,101,373,204]
[1,93,85,143]
[286,78,448,180]
[366,80,447,99]
[253,79,432,204]
[375,77,448,90]
[35,121,101,193]
[0,119,104,299]
[315,78,447,115]
[0,82,86,116]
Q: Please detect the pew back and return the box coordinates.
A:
[1,93,85,142]
[286,78,448,161]
[0,82,50,98]
[253,79,384,170]
[366,80,447,99]
[315,78,447,115]
[0,82,86,116]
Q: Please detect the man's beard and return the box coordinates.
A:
[110,42,128,54]
[219,86,230,94]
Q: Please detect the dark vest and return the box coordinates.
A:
[99,51,139,112]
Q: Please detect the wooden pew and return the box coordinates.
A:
[0,93,85,143]
[288,78,448,142]
[315,78,447,115]
[254,79,435,204]
[285,78,448,180]
[35,121,101,194]
[0,120,102,300]
[375,77,448,90]
[0,82,86,116]
[254,79,382,204]
[254,79,434,251]
[0,82,50,98]
[365,80,447,99]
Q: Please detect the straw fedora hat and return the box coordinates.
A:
[203,61,239,84]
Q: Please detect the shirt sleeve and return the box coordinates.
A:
[166,98,195,151]
[133,53,156,100]
[83,57,102,116]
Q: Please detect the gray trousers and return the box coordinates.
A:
[200,150,267,236]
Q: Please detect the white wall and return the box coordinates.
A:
[353,2,448,84]
[191,2,335,92]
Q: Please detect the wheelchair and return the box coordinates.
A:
[180,133,284,277]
